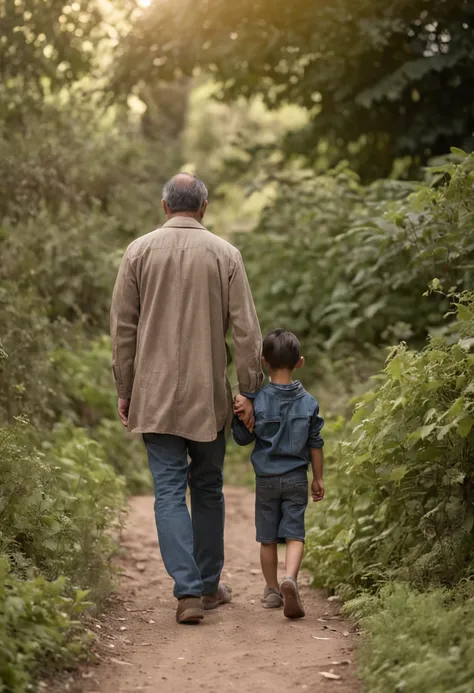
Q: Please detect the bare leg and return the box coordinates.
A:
[285,540,304,580]
[260,543,279,589]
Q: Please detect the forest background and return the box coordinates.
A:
[1,1,474,691]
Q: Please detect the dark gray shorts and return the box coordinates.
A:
[255,468,308,544]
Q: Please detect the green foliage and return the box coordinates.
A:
[305,295,474,595]
[114,0,474,177]
[94,419,151,494]
[0,419,124,690]
[54,337,118,425]
[182,81,308,235]
[237,151,474,374]
[0,559,92,693]
[344,582,474,693]
[0,0,102,117]
[0,420,125,595]
[0,18,176,685]
[53,337,151,492]
[223,440,255,488]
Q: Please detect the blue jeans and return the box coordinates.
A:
[143,431,225,599]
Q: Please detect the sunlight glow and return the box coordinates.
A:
[137,0,151,7]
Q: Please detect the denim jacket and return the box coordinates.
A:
[232,381,324,477]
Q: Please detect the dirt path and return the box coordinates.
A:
[80,488,361,693]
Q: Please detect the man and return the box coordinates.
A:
[110,173,262,624]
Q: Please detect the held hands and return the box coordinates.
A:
[311,477,325,502]
[234,394,255,432]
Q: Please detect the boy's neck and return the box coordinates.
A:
[269,368,294,385]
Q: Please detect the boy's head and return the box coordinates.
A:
[262,329,304,372]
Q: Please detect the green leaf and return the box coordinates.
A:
[420,423,437,439]
[389,466,408,482]
[458,416,474,438]
[409,423,437,443]
[463,509,474,532]
[457,304,473,321]
[424,408,437,423]
[387,356,403,380]
[445,396,466,420]
[450,147,468,157]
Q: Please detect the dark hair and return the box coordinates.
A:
[162,173,208,213]
[262,329,301,370]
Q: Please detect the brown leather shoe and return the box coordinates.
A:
[202,583,233,610]
[176,596,205,624]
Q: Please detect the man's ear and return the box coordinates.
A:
[200,200,208,219]
[162,199,169,216]
[295,356,305,370]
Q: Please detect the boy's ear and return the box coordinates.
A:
[262,356,269,368]
[295,356,305,370]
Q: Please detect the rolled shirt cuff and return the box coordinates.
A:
[240,391,258,400]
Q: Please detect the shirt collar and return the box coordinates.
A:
[162,216,206,230]
[267,380,306,400]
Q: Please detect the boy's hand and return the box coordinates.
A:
[311,478,325,502]
[234,395,255,432]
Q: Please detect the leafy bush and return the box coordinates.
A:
[344,582,474,693]
[237,150,474,372]
[0,559,91,693]
[305,293,474,595]
[53,338,151,492]
[94,419,151,494]
[0,10,182,690]
[0,420,125,597]
[0,418,125,690]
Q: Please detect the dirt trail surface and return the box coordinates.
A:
[79,488,361,693]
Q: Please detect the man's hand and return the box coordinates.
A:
[234,395,255,432]
[118,398,130,427]
[311,478,325,502]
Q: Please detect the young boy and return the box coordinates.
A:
[233,329,324,619]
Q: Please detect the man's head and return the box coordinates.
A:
[162,173,208,220]
[262,329,304,373]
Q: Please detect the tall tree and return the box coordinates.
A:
[112,0,474,178]
[0,0,105,112]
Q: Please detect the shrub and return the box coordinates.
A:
[94,419,151,495]
[305,293,474,595]
[0,420,125,598]
[0,419,124,690]
[344,582,474,693]
[236,150,474,370]
[54,337,151,493]
[0,558,92,693]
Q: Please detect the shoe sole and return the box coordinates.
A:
[176,608,205,624]
[280,579,305,619]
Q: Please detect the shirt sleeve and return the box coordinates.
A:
[232,416,257,446]
[228,251,264,394]
[240,391,259,400]
[110,250,140,399]
[308,404,325,449]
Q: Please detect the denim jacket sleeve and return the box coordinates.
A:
[232,415,257,446]
[308,403,324,449]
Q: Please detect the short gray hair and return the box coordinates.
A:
[162,173,208,213]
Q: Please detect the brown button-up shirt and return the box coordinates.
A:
[110,216,263,442]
